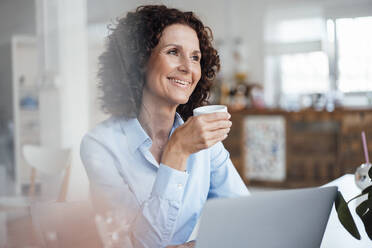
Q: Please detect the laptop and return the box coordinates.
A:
[195,186,337,248]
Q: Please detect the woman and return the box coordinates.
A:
[81,5,249,248]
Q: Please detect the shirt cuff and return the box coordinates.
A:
[151,163,189,202]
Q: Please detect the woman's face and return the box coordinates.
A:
[144,24,202,107]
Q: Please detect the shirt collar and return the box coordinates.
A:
[170,112,184,136]
[120,112,184,154]
[120,117,150,154]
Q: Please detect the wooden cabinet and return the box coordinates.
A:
[285,112,339,187]
[338,112,372,175]
[223,108,372,188]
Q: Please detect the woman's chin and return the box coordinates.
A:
[169,95,191,106]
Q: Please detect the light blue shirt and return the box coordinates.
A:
[80,113,249,247]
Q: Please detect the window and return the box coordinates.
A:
[334,16,372,92]
[280,51,329,94]
[265,17,329,95]
[268,16,372,96]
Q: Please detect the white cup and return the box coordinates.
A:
[193,105,228,116]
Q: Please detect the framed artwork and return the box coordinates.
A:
[243,116,286,182]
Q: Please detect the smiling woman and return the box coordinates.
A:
[80,5,249,248]
[144,24,201,108]
[98,5,219,121]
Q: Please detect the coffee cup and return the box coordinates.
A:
[193,105,228,116]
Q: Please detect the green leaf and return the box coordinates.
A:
[335,191,361,240]
[355,199,368,218]
[356,199,372,240]
[347,185,372,204]
[362,185,372,195]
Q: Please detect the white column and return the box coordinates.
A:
[36,0,89,201]
[58,0,89,201]
[36,0,62,147]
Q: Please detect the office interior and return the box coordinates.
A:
[0,0,372,247]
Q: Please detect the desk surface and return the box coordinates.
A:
[321,174,371,247]
[2,175,371,247]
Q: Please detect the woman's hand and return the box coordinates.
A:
[166,240,196,248]
[172,112,231,154]
[161,112,231,171]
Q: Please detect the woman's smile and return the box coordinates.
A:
[167,77,192,88]
[144,24,202,106]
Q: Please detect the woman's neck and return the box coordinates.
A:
[138,102,177,146]
[138,102,177,163]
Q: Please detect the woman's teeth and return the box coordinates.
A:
[169,78,190,86]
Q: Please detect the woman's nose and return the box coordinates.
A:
[177,56,191,73]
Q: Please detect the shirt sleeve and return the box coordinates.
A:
[207,142,249,199]
[80,134,188,248]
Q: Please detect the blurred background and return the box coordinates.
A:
[0,0,372,201]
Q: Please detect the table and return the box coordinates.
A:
[321,174,371,247]
[2,175,371,247]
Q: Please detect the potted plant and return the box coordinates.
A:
[336,132,372,240]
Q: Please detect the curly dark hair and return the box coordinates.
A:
[98,5,220,120]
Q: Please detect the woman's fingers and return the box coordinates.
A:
[208,127,230,140]
[197,128,230,148]
[189,113,231,132]
[199,112,230,122]
[205,119,232,131]
[203,130,229,148]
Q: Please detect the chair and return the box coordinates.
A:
[22,145,71,202]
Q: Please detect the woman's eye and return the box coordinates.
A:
[167,49,178,55]
[192,55,200,62]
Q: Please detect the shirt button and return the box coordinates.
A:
[177,183,183,189]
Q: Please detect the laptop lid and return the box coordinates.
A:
[195,186,337,248]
